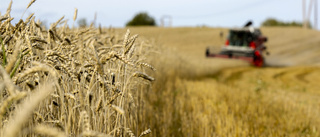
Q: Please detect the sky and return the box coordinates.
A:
[0,0,317,28]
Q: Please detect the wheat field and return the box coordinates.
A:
[124,27,320,136]
[0,1,154,137]
[1,1,320,137]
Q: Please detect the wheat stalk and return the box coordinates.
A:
[73,8,78,22]
[0,92,27,121]
[0,66,18,95]
[3,82,55,137]
[124,34,139,55]
[123,29,130,46]
[5,41,20,74]
[95,96,103,112]
[51,16,65,29]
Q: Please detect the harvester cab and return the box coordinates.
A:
[206,22,268,67]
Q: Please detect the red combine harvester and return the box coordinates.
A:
[206,22,268,67]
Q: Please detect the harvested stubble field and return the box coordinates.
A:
[1,1,320,137]
[124,27,320,136]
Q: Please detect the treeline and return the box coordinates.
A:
[261,18,307,27]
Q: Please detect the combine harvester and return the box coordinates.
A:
[206,22,268,67]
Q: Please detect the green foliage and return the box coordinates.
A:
[10,51,29,78]
[126,12,156,26]
[262,18,305,27]
[0,36,28,77]
[1,36,6,67]
[77,18,88,28]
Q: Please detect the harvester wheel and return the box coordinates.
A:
[206,48,209,57]
[254,55,264,67]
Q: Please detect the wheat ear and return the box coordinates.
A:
[21,0,36,18]
[27,0,36,9]
[13,62,57,83]
[111,105,125,115]
[5,0,12,17]
[81,131,112,137]
[73,8,78,21]
[72,8,78,28]
[133,72,155,82]
[33,124,67,137]
[139,128,152,137]
[0,16,9,22]
[125,127,136,137]
[80,111,90,132]
[3,82,54,137]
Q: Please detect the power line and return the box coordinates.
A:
[172,0,276,20]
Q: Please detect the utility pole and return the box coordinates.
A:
[303,0,306,28]
[315,0,318,29]
[303,0,318,29]
[160,15,172,27]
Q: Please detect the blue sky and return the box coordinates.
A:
[0,0,316,28]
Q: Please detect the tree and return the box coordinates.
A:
[262,18,281,26]
[262,18,304,27]
[126,12,156,26]
[77,18,88,28]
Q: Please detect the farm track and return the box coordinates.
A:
[215,66,320,87]
[214,67,255,83]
